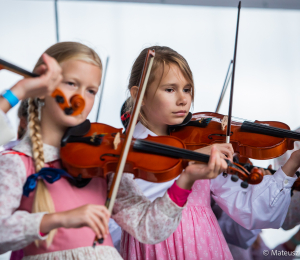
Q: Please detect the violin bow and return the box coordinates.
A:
[92,50,155,246]
[95,56,110,122]
[226,1,241,143]
[215,60,233,113]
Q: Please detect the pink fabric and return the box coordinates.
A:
[16,153,114,256]
[39,232,47,237]
[121,179,233,260]
[167,181,192,207]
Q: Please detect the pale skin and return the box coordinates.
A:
[0,53,62,113]
[36,59,110,240]
[130,63,300,190]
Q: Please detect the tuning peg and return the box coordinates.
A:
[231,174,239,182]
[241,180,248,189]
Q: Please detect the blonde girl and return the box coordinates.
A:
[0,42,228,260]
[116,46,300,260]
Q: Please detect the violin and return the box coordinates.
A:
[0,58,85,116]
[169,114,300,190]
[60,119,262,188]
[170,111,300,160]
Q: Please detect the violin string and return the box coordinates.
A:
[228,161,250,176]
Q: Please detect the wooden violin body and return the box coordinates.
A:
[170,112,299,160]
[61,122,187,183]
[60,120,261,186]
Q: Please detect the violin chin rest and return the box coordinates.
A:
[61,119,91,147]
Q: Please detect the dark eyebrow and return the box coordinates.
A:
[160,83,178,88]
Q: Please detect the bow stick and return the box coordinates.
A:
[226,1,241,143]
[92,50,155,246]
[215,60,233,113]
[95,56,110,122]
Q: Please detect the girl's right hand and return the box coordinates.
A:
[40,204,110,239]
[10,53,62,101]
[176,145,228,190]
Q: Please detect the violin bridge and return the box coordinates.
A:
[113,132,121,150]
[90,132,97,143]
[221,116,228,131]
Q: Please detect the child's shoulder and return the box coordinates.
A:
[0,135,35,177]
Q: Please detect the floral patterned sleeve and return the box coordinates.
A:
[110,173,184,245]
[0,153,47,254]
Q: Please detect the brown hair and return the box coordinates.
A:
[28,42,102,247]
[126,46,194,128]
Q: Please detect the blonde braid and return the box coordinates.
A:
[28,98,44,172]
[28,98,57,248]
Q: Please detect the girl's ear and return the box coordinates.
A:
[130,86,138,99]
[130,86,146,106]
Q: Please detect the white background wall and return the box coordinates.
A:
[0,0,300,257]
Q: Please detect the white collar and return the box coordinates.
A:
[133,122,157,138]
[12,133,60,163]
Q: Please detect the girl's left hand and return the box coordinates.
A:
[196,143,234,162]
[176,145,228,190]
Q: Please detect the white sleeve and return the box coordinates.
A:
[0,110,15,146]
[282,190,300,230]
[0,153,47,253]
[110,173,184,244]
[218,210,261,249]
[210,167,297,230]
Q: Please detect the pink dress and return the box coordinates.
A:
[0,135,185,260]
[121,179,233,260]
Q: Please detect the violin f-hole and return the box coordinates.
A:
[100,154,120,161]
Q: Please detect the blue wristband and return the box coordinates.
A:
[2,90,19,107]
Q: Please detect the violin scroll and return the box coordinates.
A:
[226,162,263,188]
[52,89,85,116]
